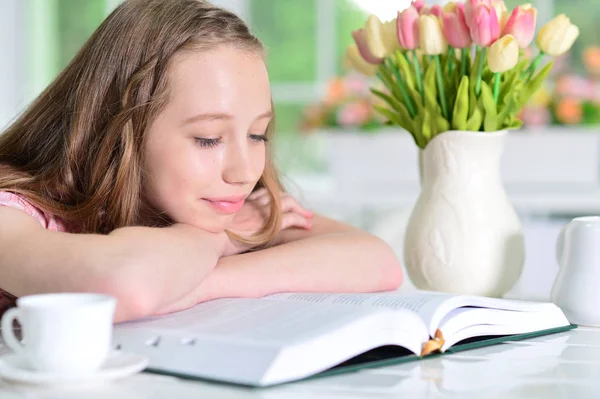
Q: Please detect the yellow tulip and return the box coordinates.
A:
[492,0,510,31]
[488,35,519,73]
[365,15,401,58]
[343,44,379,76]
[536,14,579,57]
[418,14,447,55]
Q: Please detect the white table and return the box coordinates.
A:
[1,325,600,398]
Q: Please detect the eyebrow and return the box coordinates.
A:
[182,110,273,126]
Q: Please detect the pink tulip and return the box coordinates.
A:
[397,6,420,49]
[431,5,443,17]
[470,4,501,47]
[502,5,537,48]
[442,4,472,48]
[411,0,425,13]
[421,5,443,17]
[351,28,383,64]
[464,0,492,27]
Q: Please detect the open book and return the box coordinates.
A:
[112,291,573,387]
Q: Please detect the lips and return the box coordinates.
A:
[202,195,247,214]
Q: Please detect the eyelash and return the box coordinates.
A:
[194,137,222,148]
[249,134,269,143]
[194,135,268,148]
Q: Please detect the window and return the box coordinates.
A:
[27,0,113,101]
[554,0,599,73]
[19,0,600,173]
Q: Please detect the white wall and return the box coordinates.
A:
[0,0,28,130]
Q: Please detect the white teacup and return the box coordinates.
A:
[552,216,600,327]
[1,293,116,374]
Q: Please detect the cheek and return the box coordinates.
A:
[145,143,220,207]
[251,146,267,180]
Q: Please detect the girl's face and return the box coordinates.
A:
[143,46,272,233]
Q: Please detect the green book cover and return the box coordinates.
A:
[311,323,577,381]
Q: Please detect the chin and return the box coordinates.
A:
[182,215,233,235]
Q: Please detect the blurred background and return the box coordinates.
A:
[0,0,599,297]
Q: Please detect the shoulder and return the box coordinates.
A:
[0,191,71,232]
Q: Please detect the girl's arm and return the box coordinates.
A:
[156,213,403,314]
[0,207,228,322]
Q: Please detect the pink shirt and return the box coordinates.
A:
[0,191,73,313]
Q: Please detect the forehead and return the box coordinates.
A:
[166,46,272,117]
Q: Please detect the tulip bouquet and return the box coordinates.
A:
[344,0,580,149]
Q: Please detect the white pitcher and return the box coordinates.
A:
[404,130,525,297]
[551,216,600,327]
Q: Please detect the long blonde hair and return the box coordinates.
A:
[0,0,282,246]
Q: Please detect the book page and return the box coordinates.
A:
[266,291,454,333]
[114,298,426,386]
[438,306,570,350]
[267,291,568,338]
[119,297,392,343]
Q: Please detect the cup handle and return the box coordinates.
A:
[1,308,25,354]
[556,224,568,268]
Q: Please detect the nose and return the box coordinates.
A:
[222,139,256,185]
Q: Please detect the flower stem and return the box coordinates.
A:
[411,50,423,98]
[434,55,449,121]
[447,47,455,75]
[493,72,501,103]
[475,47,487,97]
[461,48,468,76]
[522,52,544,81]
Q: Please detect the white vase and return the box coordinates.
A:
[403,130,525,297]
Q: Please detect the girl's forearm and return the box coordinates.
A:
[105,224,227,320]
[194,232,403,303]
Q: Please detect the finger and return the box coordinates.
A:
[280,195,313,218]
[281,212,312,230]
[247,188,268,201]
[252,193,272,208]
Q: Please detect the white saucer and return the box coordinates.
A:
[0,351,149,386]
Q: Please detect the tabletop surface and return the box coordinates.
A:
[1,324,600,399]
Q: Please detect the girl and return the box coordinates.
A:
[0,0,403,322]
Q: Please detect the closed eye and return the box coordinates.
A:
[249,134,268,143]
[194,137,222,148]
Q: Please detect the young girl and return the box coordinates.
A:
[0,0,403,322]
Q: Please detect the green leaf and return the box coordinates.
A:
[497,91,520,128]
[370,88,411,122]
[422,108,433,141]
[407,85,424,112]
[469,50,481,85]
[463,49,473,78]
[435,114,450,134]
[412,112,426,148]
[507,117,523,129]
[452,76,469,130]
[423,62,439,115]
[515,57,530,75]
[466,106,483,131]
[396,51,416,92]
[519,61,554,108]
[498,74,524,111]
[480,81,498,131]
[377,66,405,105]
[374,105,414,134]
[468,50,481,117]
[422,54,432,72]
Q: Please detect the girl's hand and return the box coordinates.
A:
[223,188,313,256]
